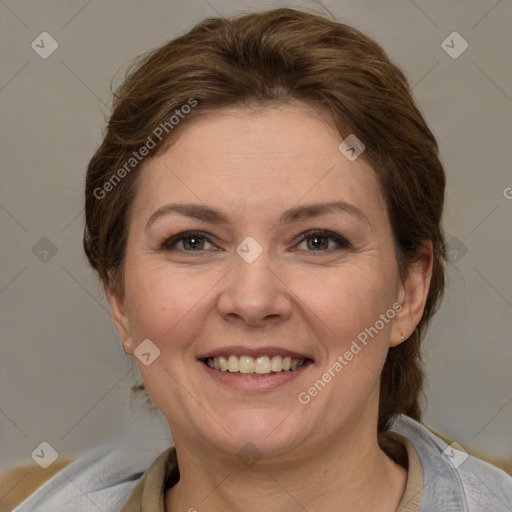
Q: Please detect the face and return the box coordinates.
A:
[107,103,430,463]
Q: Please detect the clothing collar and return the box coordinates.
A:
[120,428,424,512]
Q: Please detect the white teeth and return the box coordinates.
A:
[239,355,254,373]
[206,354,306,374]
[255,356,270,374]
[227,355,239,372]
[270,355,282,372]
[219,356,228,371]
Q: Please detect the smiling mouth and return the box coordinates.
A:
[202,355,311,376]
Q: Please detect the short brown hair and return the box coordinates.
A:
[84,7,446,432]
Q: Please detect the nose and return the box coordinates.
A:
[217,250,293,328]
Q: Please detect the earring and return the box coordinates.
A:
[400,334,405,341]
[122,340,132,353]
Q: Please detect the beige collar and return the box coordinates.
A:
[121,432,423,512]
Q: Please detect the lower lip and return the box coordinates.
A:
[199,360,313,391]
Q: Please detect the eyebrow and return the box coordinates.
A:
[145,200,371,230]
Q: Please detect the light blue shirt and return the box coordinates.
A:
[12,413,512,511]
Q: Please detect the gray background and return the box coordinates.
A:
[1,0,511,470]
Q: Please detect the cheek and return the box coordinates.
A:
[123,263,216,348]
[298,265,395,341]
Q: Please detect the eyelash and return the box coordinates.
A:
[158,229,352,254]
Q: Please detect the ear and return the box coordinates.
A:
[390,241,434,347]
[103,275,134,355]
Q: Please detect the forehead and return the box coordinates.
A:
[130,104,386,226]
[156,103,343,172]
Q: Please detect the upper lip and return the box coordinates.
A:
[198,346,314,360]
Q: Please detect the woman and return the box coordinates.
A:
[3,7,511,512]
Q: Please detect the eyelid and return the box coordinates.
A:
[159,230,215,251]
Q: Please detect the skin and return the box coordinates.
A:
[105,103,433,512]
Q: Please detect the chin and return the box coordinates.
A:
[198,410,308,461]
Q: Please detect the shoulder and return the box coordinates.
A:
[0,443,159,512]
[1,419,174,511]
[390,415,512,511]
[456,453,512,511]
[0,456,78,511]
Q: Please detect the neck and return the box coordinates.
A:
[165,420,407,512]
